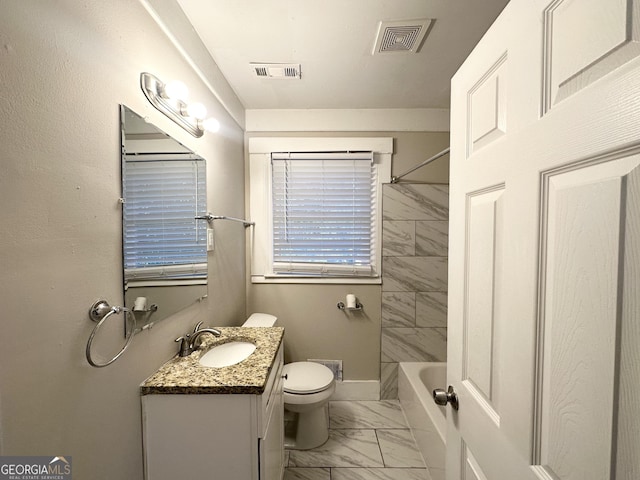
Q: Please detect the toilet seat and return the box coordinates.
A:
[283,362,335,394]
[284,381,336,406]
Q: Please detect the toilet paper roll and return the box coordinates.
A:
[134,296,147,311]
[346,294,357,309]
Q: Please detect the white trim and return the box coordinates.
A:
[332,380,381,401]
[249,137,393,154]
[125,278,207,288]
[246,109,451,132]
[251,276,381,285]
[249,137,392,285]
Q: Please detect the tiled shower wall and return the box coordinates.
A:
[380,184,449,399]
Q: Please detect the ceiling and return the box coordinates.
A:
[175,0,510,110]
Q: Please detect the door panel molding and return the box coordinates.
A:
[462,440,490,480]
[462,185,504,425]
[467,52,508,157]
[533,146,640,480]
[542,0,640,113]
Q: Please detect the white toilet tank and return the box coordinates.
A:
[242,313,277,327]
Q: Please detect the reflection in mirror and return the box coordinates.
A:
[120,105,207,329]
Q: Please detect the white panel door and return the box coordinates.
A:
[447,0,640,479]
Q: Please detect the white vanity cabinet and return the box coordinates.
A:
[141,344,284,480]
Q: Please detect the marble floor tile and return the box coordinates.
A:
[332,468,432,480]
[330,400,408,429]
[377,429,426,468]
[285,401,434,480]
[288,429,384,468]
[283,467,331,480]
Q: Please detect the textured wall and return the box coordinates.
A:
[380,184,449,399]
[0,1,245,478]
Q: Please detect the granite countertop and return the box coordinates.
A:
[140,326,284,395]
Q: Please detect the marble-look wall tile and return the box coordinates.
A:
[382,257,448,292]
[415,221,448,257]
[382,221,415,256]
[383,184,449,221]
[380,362,398,400]
[382,292,415,327]
[382,328,447,362]
[416,292,448,328]
[380,183,449,400]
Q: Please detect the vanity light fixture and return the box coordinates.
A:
[140,72,220,138]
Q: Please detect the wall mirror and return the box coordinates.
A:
[120,105,207,329]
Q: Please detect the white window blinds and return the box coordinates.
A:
[123,155,207,282]
[271,152,376,277]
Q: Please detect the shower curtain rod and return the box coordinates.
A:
[390,147,450,183]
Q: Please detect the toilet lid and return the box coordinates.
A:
[283,362,335,394]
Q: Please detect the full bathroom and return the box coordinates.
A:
[1,1,455,475]
[4,1,633,480]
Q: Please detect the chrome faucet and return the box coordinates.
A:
[175,321,221,357]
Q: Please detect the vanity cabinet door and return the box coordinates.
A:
[142,394,255,480]
[142,341,285,480]
[259,347,284,480]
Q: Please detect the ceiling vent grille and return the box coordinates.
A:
[373,19,432,54]
[251,63,301,79]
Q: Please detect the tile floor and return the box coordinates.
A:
[284,400,432,480]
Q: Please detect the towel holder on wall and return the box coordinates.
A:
[86,299,137,368]
[195,213,255,227]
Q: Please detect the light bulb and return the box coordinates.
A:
[163,80,189,101]
[202,117,220,133]
[186,102,207,120]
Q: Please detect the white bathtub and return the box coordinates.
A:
[398,362,446,480]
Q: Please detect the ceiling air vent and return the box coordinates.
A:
[373,19,433,54]
[251,63,301,79]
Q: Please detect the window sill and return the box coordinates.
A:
[126,278,207,288]
[251,275,382,285]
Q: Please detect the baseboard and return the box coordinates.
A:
[332,380,380,401]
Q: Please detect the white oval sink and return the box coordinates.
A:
[199,341,256,368]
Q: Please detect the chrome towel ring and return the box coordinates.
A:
[86,300,136,368]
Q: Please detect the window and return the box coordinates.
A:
[249,137,392,283]
[271,152,375,276]
[123,155,207,285]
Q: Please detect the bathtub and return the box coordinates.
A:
[398,362,446,480]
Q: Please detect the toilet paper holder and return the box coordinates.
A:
[134,304,159,313]
[337,301,363,311]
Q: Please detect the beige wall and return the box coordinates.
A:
[391,132,450,184]
[245,131,449,380]
[0,1,245,478]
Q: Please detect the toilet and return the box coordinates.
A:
[242,313,336,450]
